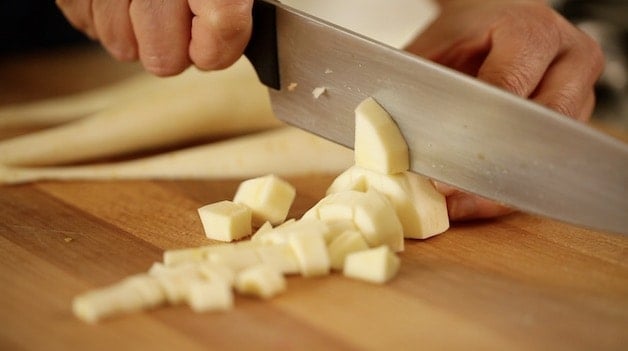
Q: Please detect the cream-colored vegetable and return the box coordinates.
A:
[0,58,281,166]
[252,218,329,246]
[206,244,261,272]
[254,244,301,275]
[198,201,252,242]
[328,230,369,271]
[72,274,165,323]
[235,264,287,299]
[354,97,409,174]
[288,227,331,277]
[187,280,233,312]
[343,246,400,284]
[327,166,449,239]
[305,189,405,252]
[0,127,353,184]
[233,174,296,226]
[0,73,159,130]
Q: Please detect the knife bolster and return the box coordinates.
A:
[244,0,280,90]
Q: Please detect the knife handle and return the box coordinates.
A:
[244,0,280,90]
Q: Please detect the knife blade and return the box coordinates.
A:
[244,0,628,234]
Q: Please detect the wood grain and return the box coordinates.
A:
[1,45,627,351]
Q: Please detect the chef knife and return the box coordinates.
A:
[243,0,628,234]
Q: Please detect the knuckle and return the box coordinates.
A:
[209,0,253,40]
[543,88,579,118]
[485,65,534,97]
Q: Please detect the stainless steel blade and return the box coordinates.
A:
[257,0,628,234]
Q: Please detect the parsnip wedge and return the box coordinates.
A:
[354,97,409,174]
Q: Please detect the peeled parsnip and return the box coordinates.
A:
[0,58,282,166]
[0,127,354,184]
[0,74,157,130]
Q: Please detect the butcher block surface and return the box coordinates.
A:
[1,46,627,351]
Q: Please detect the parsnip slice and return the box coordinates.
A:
[343,246,400,284]
[197,201,252,242]
[354,97,409,174]
[234,174,296,226]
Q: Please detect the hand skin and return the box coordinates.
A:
[407,0,604,221]
[55,0,254,76]
[56,0,604,221]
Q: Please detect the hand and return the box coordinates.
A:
[406,0,604,221]
[56,0,254,76]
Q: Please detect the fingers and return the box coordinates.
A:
[188,0,253,70]
[55,0,96,38]
[434,182,515,221]
[477,9,561,98]
[531,36,604,120]
[92,0,137,61]
[447,192,515,221]
[129,0,193,76]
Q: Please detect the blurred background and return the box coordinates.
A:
[1,0,626,129]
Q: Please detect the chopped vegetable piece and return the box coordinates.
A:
[198,201,252,242]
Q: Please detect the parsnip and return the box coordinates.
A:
[0,127,354,184]
[0,58,282,166]
[197,201,252,242]
[0,73,157,130]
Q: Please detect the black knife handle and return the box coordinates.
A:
[244,0,280,90]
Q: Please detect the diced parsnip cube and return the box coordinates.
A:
[206,244,261,272]
[307,190,404,252]
[255,244,301,275]
[321,219,357,244]
[343,246,400,284]
[72,280,146,323]
[120,274,166,308]
[163,246,208,266]
[149,263,205,304]
[328,230,370,271]
[187,280,234,312]
[234,174,296,226]
[326,166,449,239]
[252,218,329,246]
[198,200,252,242]
[196,261,236,286]
[289,229,330,277]
[253,221,273,237]
[235,264,287,299]
[251,218,293,242]
[354,97,409,174]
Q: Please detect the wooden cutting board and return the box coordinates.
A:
[1,46,627,351]
[1,176,627,351]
